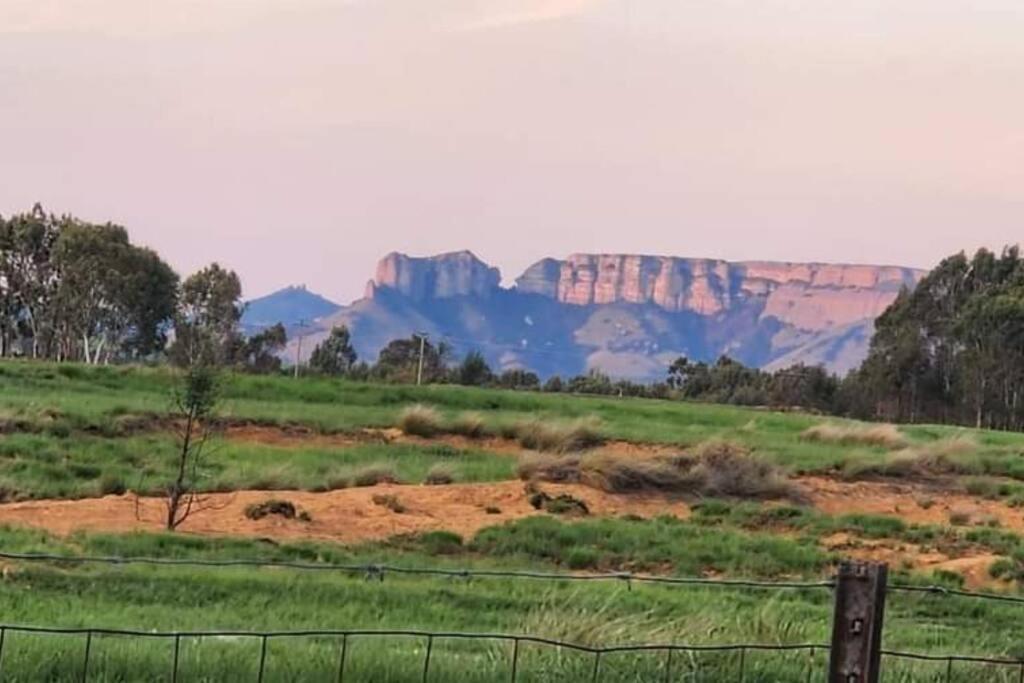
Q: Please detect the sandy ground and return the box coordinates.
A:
[0,482,689,544]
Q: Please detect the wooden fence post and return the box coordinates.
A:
[828,561,888,683]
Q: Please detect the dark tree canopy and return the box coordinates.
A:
[308,326,358,376]
[0,206,178,362]
[849,247,1024,429]
[456,351,492,386]
[373,335,450,383]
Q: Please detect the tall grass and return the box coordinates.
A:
[518,441,796,500]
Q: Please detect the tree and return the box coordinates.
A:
[238,323,288,374]
[851,246,1024,429]
[166,363,220,531]
[52,222,178,363]
[456,351,492,386]
[373,335,450,384]
[0,205,60,358]
[170,263,243,367]
[497,369,540,390]
[308,326,357,376]
[542,375,564,392]
[0,205,178,362]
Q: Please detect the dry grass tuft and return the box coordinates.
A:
[842,436,979,480]
[424,463,458,485]
[372,493,407,513]
[397,404,443,438]
[801,423,907,449]
[447,412,488,439]
[514,416,606,453]
[518,439,795,501]
[351,463,400,487]
[244,499,297,520]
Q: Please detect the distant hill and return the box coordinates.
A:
[278,251,925,380]
[242,286,341,333]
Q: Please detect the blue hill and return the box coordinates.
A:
[242,286,341,332]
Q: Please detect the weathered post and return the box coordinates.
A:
[828,561,887,683]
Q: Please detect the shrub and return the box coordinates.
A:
[529,491,590,516]
[352,464,399,487]
[691,441,794,499]
[419,530,463,555]
[566,547,600,570]
[98,475,127,496]
[801,423,907,449]
[514,416,606,453]
[517,440,795,500]
[496,423,520,440]
[989,557,1017,580]
[424,464,457,485]
[948,509,972,526]
[397,404,442,437]
[517,453,583,483]
[245,499,297,520]
[372,493,406,513]
[448,412,488,439]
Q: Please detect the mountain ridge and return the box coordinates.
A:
[279,251,925,380]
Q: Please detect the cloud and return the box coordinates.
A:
[453,0,600,31]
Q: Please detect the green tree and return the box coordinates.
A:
[53,222,178,363]
[0,205,60,358]
[308,326,358,376]
[497,369,540,390]
[238,323,288,374]
[373,335,450,384]
[170,263,243,367]
[456,351,492,386]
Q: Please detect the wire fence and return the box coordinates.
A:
[3,550,1024,680]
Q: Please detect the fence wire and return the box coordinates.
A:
[4,550,1024,680]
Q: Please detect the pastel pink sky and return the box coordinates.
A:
[1,0,1022,302]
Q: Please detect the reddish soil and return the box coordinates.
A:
[0,482,689,544]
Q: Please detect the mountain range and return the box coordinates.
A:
[249,251,925,380]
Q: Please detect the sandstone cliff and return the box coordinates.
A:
[293,250,926,380]
[515,254,922,331]
[368,250,501,302]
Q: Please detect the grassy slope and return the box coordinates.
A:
[4,360,1024,483]
[5,361,1024,679]
[0,524,1019,681]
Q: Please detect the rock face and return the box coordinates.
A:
[371,251,501,302]
[516,254,920,329]
[289,250,926,380]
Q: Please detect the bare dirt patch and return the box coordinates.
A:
[820,531,1002,589]
[0,482,689,544]
[801,476,1024,533]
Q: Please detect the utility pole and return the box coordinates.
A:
[415,332,428,386]
[294,319,309,380]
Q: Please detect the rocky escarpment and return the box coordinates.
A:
[515,254,922,330]
[290,250,926,380]
[367,251,501,302]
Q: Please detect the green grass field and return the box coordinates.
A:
[4,360,1024,680]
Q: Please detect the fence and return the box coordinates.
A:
[0,551,1023,681]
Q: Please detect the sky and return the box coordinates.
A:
[1,0,1022,302]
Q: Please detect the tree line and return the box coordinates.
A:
[5,206,1024,430]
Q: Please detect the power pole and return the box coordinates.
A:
[415,332,428,386]
[294,319,309,380]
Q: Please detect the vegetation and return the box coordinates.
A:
[518,441,795,500]
[307,325,357,376]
